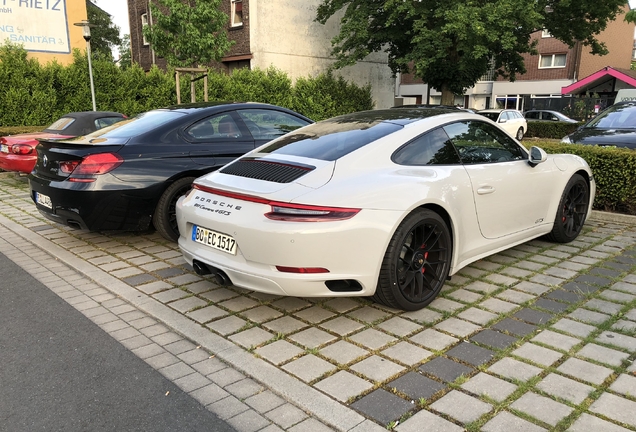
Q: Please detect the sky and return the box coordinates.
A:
[91,0,130,58]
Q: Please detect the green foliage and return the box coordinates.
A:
[0,125,44,135]
[143,0,233,67]
[0,44,372,125]
[316,0,628,104]
[86,0,122,59]
[292,71,374,120]
[536,142,636,215]
[117,34,132,70]
[525,122,583,139]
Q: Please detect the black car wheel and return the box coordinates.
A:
[516,127,524,140]
[153,177,196,242]
[373,209,452,311]
[546,174,589,243]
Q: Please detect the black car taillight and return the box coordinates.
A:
[63,153,124,183]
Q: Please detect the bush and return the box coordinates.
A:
[0,43,373,125]
[525,121,583,139]
[0,125,45,136]
[533,141,636,215]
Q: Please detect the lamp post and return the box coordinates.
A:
[74,20,97,111]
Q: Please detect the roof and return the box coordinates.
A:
[561,67,636,95]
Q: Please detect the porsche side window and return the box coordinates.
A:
[186,114,243,140]
[392,128,461,165]
[443,121,525,164]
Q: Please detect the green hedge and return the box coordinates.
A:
[532,141,636,215]
[525,121,583,139]
[0,125,45,136]
[0,43,373,126]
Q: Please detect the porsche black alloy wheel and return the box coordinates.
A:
[547,174,589,243]
[374,209,452,311]
[153,176,196,242]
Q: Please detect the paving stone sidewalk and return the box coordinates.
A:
[1,171,636,432]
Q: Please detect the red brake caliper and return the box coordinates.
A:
[421,247,429,274]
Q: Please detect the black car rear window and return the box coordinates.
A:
[586,103,636,129]
[96,110,185,138]
[259,119,402,161]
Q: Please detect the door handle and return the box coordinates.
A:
[477,186,495,195]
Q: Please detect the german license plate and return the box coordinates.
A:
[192,225,237,255]
[35,192,52,209]
[0,144,8,153]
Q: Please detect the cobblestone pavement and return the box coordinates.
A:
[1,171,636,432]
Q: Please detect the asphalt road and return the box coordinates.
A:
[0,251,236,432]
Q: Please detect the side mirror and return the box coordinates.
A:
[528,146,547,167]
[499,118,507,123]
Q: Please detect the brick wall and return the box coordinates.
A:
[127,0,251,72]
[578,6,635,79]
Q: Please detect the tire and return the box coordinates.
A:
[546,174,589,243]
[373,209,452,311]
[516,127,524,140]
[153,177,196,242]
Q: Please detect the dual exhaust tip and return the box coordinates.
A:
[192,260,231,286]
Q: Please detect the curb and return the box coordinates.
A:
[590,210,636,225]
[0,214,366,432]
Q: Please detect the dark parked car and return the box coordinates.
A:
[0,111,126,174]
[393,104,475,113]
[524,110,578,123]
[561,101,636,149]
[29,102,313,241]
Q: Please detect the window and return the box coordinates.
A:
[231,0,243,27]
[443,121,526,164]
[141,13,149,45]
[525,111,540,120]
[541,30,552,38]
[46,117,76,131]
[539,54,566,68]
[237,109,310,140]
[392,128,460,165]
[186,114,243,140]
[94,117,124,130]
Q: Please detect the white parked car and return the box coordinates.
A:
[478,109,528,140]
[176,109,594,311]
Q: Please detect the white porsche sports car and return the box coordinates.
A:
[176,109,595,311]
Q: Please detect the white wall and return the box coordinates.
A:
[250,0,395,108]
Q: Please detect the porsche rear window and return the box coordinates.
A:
[260,120,402,161]
[46,117,76,131]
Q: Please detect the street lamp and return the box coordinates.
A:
[74,20,97,111]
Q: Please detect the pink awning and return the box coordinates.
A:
[561,67,636,95]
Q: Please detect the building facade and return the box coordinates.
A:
[396,6,635,111]
[127,0,395,108]
[0,0,90,65]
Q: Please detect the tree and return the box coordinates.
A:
[117,34,132,70]
[86,0,122,59]
[143,0,233,67]
[316,0,632,105]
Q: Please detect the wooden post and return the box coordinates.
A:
[191,73,196,103]
[204,75,208,102]
[175,70,181,104]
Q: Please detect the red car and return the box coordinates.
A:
[0,111,126,174]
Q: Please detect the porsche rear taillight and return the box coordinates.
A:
[62,153,123,183]
[192,184,360,222]
[265,203,360,222]
[11,144,33,155]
